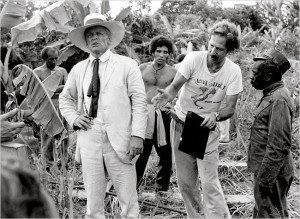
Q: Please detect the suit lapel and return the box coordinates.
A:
[79,58,90,97]
[103,53,117,89]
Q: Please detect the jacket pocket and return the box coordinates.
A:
[255,99,272,118]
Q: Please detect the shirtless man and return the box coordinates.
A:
[34,46,68,166]
[34,46,68,105]
[135,36,176,191]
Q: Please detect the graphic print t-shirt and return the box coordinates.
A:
[175,51,243,121]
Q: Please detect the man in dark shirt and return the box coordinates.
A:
[248,49,295,218]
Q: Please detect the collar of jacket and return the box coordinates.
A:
[88,49,111,63]
[263,81,284,97]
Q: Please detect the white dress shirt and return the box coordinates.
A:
[82,49,110,123]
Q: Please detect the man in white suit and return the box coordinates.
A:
[59,13,147,218]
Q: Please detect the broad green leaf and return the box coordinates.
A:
[40,1,75,33]
[44,1,71,25]
[15,64,66,137]
[57,44,78,66]
[132,34,150,42]
[0,0,26,29]
[66,0,88,25]
[42,72,62,98]
[41,10,74,33]
[67,0,91,8]
[101,0,110,15]
[11,1,79,46]
[114,6,131,21]
[11,14,44,46]
[47,39,69,48]
[89,1,98,13]
[124,44,140,63]
[157,13,174,38]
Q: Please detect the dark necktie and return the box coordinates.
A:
[87,58,100,118]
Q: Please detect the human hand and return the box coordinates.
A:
[201,112,217,129]
[73,114,93,131]
[169,108,183,124]
[152,89,171,109]
[160,103,172,114]
[128,136,143,160]
[1,109,25,142]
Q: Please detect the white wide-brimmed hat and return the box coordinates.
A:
[68,13,125,53]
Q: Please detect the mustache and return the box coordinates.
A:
[210,54,218,59]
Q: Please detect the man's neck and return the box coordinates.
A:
[152,62,166,71]
[42,63,54,71]
[92,50,108,59]
[207,55,226,73]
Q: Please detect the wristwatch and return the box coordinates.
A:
[214,112,220,121]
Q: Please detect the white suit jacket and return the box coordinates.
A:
[59,52,147,163]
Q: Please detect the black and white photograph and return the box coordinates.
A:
[1,0,299,218]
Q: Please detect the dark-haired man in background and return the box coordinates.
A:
[34,46,68,100]
[248,49,295,218]
[135,36,176,191]
[34,46,68,165]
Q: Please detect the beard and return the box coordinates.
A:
[251,79,264,90]
[46,63,56,70]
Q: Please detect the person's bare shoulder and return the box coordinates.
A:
[57,66,68,75]
[33,66,44,75]
[139,62,152,71]
[166,64,177,77]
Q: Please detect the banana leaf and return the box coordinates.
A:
[0,0,26,29]
[16,64,66,137]
[101,0,110,15]
[114,6,131,21]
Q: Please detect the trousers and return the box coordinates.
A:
[253,174,293,218]
[135,110,172,191]
[170,119,231,219]
[77,120,139,218]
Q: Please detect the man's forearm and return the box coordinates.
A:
[216,94,239,121]
[165,84,180,103]
[217,107,235,121]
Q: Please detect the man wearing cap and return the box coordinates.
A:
[249,49,295,218]
[152,20,243,218]
[59,13,147,218]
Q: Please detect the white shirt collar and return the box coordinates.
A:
[88,49,111,63]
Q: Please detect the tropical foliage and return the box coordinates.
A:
[1,0,299,218]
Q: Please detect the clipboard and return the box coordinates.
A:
[178,111,210,159]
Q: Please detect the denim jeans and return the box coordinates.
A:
[170,119,230,219]
[77,120,139,218]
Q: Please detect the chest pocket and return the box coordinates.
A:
[254,97,273,118]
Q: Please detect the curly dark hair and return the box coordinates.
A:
[149,35,174,54]
[1,158,58,218]
[209,20,240,53]
[255,59,282,82]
